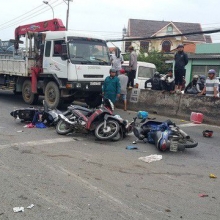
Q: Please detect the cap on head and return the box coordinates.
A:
[193,75,199,79]
[177,44,184,49]
[208,69,216,74]
[120,69,125,74]
[110,68,117,73]
[168,68,173,72]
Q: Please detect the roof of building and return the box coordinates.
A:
[188,54,220,59]
[127,19,210,43]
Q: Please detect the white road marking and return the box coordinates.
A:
[178,123,202,127]
[0,137,75,150]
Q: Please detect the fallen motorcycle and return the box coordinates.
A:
[133,115,198,152]
[10,100,62,126]
[95,114,133,141]
[56,99,120,140]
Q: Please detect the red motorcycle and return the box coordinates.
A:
[56,99,120,140]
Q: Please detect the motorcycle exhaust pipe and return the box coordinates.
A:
[179,129,190,139]
[58,114,77,125]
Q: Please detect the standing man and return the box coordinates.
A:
[200,69,219,97]
[127,45,137,88]
[118,69,129,111]
[110,47,124,76]
[174,44,188,93]
[102,68,121,104]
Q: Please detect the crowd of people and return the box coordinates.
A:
[103,44,219,112]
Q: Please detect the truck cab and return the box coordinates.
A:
[122,61,156,89]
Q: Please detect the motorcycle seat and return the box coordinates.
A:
[71,105,93,113]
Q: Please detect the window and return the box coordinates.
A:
[125,42,131,52]
[53,40,64,57]
[68,39,110,65]
[138,66,155,78]
[140,41,149,52]
[45,41,51,57]
[162,41,171,52]
[192,65,220,77]
[167,25,173,34]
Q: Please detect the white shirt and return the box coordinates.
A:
[111,54,124,71]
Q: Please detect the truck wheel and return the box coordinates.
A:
[85,93,102,108]
[22,80,38,105]
[45,81,61,109]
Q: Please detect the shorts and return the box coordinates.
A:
[174,69,185,85]
[120,94,127,100]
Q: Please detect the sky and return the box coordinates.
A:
[0,0,220,48]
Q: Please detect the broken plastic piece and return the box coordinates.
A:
[27,204,34,209]
[199,194,208,197]
[209,173,217,178]
[139,154,162,163]
[13,207,24,213]
[126,146,138,150]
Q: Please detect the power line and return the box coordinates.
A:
[0,0,63,30]
[106,28,220,42]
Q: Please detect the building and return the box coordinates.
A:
[123,19,212,53]
[185,43,220,83]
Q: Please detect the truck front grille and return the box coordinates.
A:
[83,75,103,78]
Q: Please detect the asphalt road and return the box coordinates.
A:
[0,91,220,220]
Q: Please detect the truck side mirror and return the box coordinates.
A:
[61,43,68,60]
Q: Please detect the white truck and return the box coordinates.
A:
[0,19,111,108]
[122,61,156,89]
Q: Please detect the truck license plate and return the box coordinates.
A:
[170,139,178,152]
[90,82,101,86]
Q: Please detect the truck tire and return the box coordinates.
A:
[45,81,61,109]
[85,93,102,108]
[22,80,39,105]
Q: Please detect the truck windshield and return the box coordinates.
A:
[68,39,110,65]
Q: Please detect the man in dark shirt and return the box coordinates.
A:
[174,44,188,93]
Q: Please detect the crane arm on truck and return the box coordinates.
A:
[14,18,66,49]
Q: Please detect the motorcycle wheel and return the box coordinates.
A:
[56,118,73,135]
[95,120,120,140]
[178,138,198,149]
[111,131,123,142]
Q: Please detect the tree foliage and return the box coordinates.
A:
[124,50,173,74]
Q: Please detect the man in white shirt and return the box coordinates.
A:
[161,69,175,93]
[200,69,219,97]
[110,47,124,76]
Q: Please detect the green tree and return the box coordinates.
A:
[124,50,173,74]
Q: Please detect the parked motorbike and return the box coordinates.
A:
[56,99,120,140]
[133,117,198,152]
[10,100,62,126]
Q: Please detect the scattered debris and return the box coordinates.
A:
[27,204,34,209]
[17,130,23,133]
[209,173,217,178]
[180,120,185,122]
[198,194,208,197]
[139,154,162,163]
[132,141,137,144]
[165,209,171,212]
[13,207,24,213]
[126,146,138,150]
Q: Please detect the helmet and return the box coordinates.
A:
[199,75,206,80]
[208,69,216,74]
[193,75,199,79]
[203,130,213,137]
[137,111,148,119]
[109,68,116,73]
[154,71,160,77]
[177,44,184,49]
[167,68,173,72]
